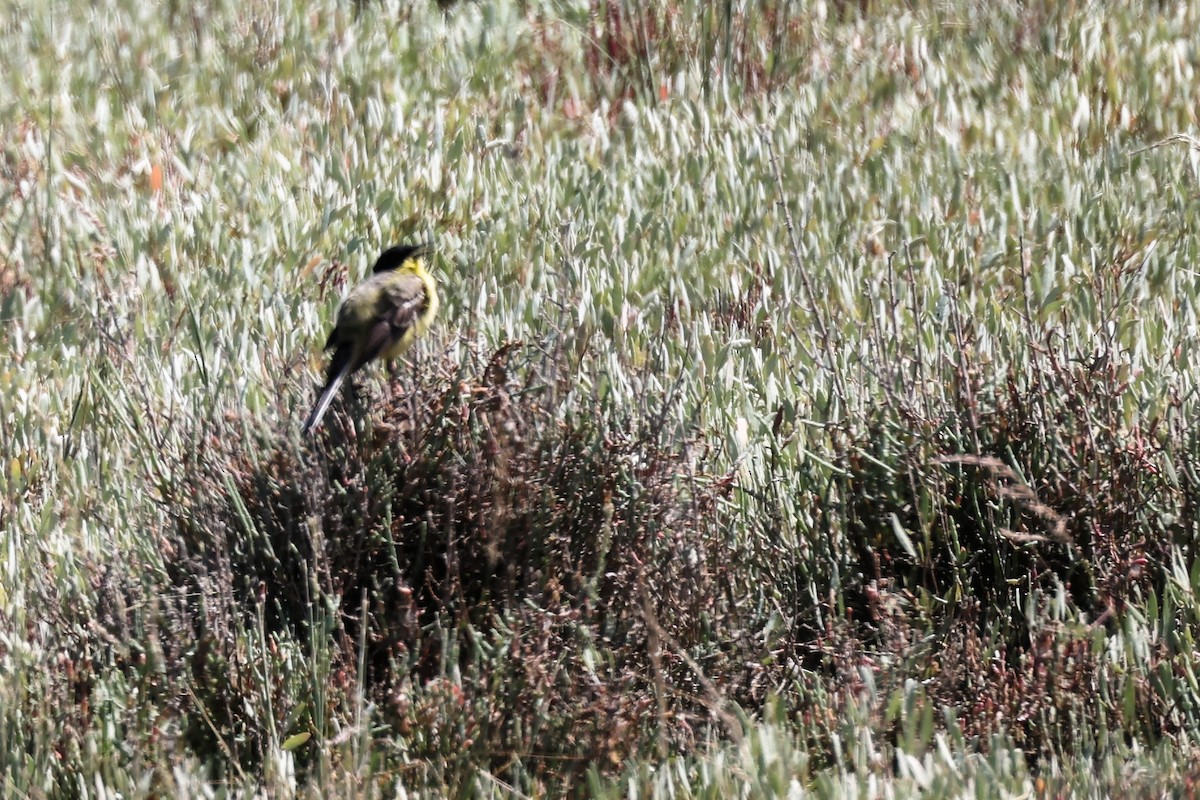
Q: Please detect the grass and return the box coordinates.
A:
[4,0,1200,796]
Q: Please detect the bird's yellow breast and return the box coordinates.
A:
[378,276,438,361]
[329,258,439,365]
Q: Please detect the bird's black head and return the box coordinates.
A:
[373,242,433,273]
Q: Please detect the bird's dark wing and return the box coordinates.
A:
[355,273,429,368]
[322,340,355,384]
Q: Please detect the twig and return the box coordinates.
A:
[641,587,744,744]
[759,127,846,401]
[935,455,1070,545]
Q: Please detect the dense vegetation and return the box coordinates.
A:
[4,0,1200,796]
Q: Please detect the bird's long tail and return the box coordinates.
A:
[302,353,353,435]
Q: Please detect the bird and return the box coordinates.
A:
[302,242,440,435]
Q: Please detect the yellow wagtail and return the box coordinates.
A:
[302,243,439,435]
